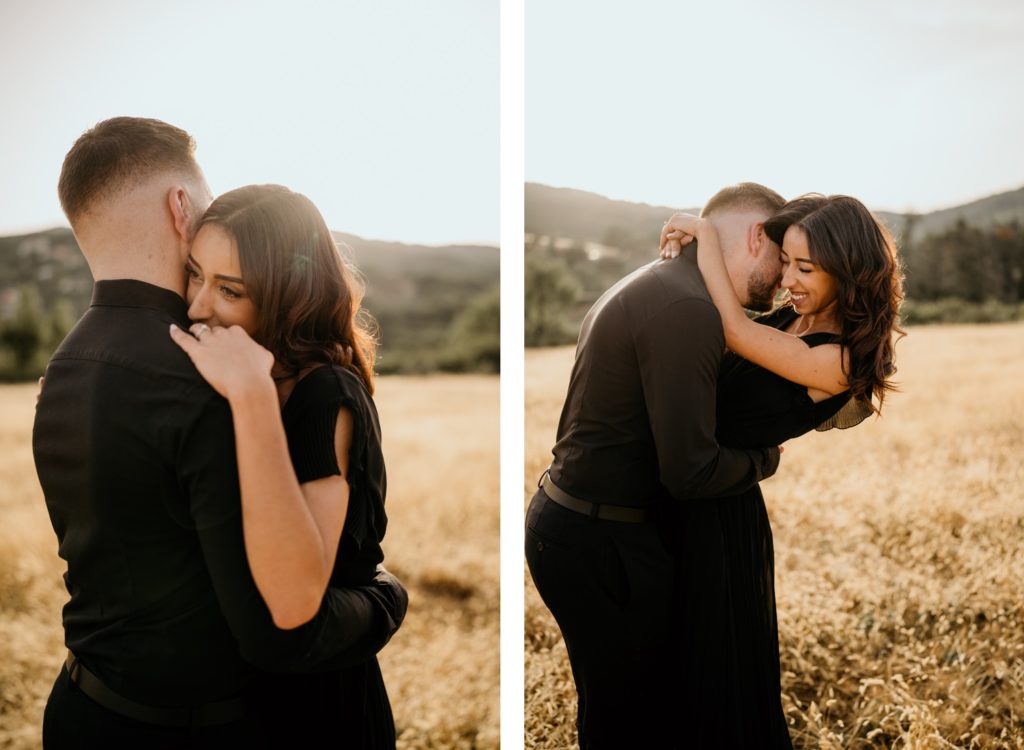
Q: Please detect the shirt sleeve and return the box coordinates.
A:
[178,395,400,672]
[634,297,780,500]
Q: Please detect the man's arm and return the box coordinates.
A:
[180,394,406,672]
[635,297,780,500]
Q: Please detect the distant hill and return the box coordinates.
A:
[878,186,1024,242]
[525,183,698,247]
[526,182,1024,246]
[525,182,1024,343]
[330,232,499,365]
[0,227,498,374]
[0,228,91,320]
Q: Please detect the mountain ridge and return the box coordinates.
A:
[526,181,1024,245]
[0,227,499,374]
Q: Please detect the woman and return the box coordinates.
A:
[659,194,904,747]
[169,184,395,748]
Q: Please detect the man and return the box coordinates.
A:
[525,183,786,748]
[33,117,406,748]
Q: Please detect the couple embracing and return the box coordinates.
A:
[35,117,405,748]
[527,183,904,748]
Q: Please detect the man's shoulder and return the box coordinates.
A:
[599,259,714,327]
[54,305,218,400]
[622,258,710,299]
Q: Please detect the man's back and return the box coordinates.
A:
[550,247,777,506]
[34,280,252,705]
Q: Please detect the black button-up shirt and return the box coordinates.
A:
[33,280,393,707]
[550,246,780,507]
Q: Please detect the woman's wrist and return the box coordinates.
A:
[226,371,277,407]
[695,219,717,242]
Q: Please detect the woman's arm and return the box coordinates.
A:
[659,215,848,395]
[229,383,352,629]
[170,323,351,629]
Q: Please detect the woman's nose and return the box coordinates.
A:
[188,285,210,321]
[781,265,797,289]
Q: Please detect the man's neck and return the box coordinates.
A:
[88,262,186,300]
[74,196,191,300]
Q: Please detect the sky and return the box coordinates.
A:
[0,1,497,245]
[527,0,1024,214]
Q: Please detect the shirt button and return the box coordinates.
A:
[536,541,544,552]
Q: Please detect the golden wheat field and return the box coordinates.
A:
[525,323,1024,749]
[0,373,498,750]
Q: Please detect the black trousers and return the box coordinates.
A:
[525,489,678,749]
[42,664,266,750]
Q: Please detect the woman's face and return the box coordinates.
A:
[185,224,259,334]
[780,225,839,318]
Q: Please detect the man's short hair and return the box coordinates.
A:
[58,117,201,225]
[701,182,785,219]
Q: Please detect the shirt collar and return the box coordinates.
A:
[90,280,190,325]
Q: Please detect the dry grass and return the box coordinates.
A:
[0,373,498,750]
[525,323,1024,749]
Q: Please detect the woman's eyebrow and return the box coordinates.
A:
[781,252,817,265]
[187,254,244,283]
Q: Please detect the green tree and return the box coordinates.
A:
[0,285,46,377]
[439,284,500,372]
[45,298,78,349]
[991,221,1024,302]
[525,250,580,346]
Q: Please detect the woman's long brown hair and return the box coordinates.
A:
[764,194,905,411]
[195,184,377,393]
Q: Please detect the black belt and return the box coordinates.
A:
[540,472,653,523]
[65,651,247,728]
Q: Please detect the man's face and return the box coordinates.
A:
[743,232,782,313]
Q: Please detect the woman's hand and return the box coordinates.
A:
[169,323,275,402]
[659,213,705,259]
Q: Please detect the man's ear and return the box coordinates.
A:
[167,187,192,242]
[747,222,766,258]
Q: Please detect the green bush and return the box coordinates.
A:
[372,285,500,375]
[437,285,500,373]
[525,250,580,347]
[0,286,64,381]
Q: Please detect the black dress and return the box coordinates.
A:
[674,305,865,748]
[250,364,395,749]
